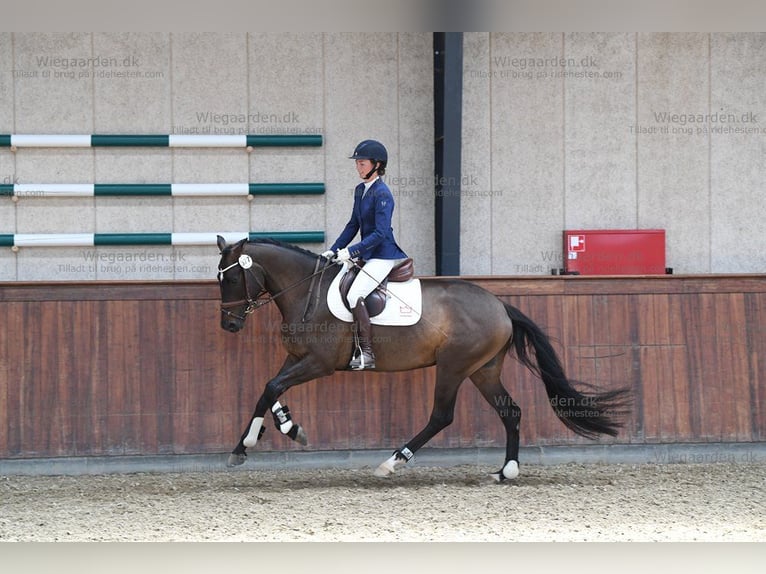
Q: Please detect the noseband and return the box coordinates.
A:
[218,254,268,321]
[218,252,334,323]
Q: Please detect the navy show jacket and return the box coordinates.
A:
[330,178,408,261]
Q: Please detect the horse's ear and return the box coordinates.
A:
[233,237,248,252]
[216,235,227,252]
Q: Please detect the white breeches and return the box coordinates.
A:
[346,258,400,308]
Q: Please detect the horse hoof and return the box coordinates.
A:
[374,453,403,477]
[227,453,247,467]
[374,462,393,477]
[294,425,308,446]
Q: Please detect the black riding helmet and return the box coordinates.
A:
[349,139,387,179]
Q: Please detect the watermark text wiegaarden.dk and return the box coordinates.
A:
[652,110,758,125]
[630,109,764,135]
[492,55,599,69]
[34,55,142,69]
[11,54,164,80]
[80,250,186,264]
[472,54,623,80]
[194,111,301,125]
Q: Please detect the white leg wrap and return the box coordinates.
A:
[271,402,294,434]
[502,460,519,479]
[243,416,264,448]
[490,460,520,482]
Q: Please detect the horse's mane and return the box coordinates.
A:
[247,237,319,259]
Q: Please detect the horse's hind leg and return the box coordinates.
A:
[469,354,522,481]
[374,367,464,477]
[270,401,308,445]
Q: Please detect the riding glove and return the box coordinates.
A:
[336,247,352,262]
[320,249,335,260]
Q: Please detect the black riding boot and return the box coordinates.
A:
[349,297,375,370]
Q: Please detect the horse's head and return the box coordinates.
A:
[216,235,267,333]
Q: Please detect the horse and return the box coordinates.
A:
[216,236,631,481]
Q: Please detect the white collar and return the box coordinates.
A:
[362,176,379,193]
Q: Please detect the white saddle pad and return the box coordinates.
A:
[327,264,422,326]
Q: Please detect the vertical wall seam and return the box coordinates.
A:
[562,32,567,231]
[635,33,640,227]
[168,33,175,239]
[708,33,713,272]
[11,33,18,280]
[322,33,328,248]
[488,33,493,275]
[89,33,97,242]
[169,32,178,279]
[246,33,252,237]
[400,33,405,235]
[89,33,96,134]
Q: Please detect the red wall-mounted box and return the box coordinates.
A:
[563,229,667,275]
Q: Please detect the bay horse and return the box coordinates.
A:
[216,236,630,481]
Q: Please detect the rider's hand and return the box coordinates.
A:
[336,248,352,262]
[320,249,335,260]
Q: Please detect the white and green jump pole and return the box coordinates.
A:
[1,134,325,249]
[0,231,324,249]
[0,183,324,197]
[0,134,322,149]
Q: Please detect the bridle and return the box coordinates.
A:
[218,251,333,322]
[218,253,269,322]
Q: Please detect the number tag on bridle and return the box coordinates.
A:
[238,254,253,269]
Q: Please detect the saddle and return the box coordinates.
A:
[339,258,415,317]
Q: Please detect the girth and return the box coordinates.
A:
[339,258,414,317]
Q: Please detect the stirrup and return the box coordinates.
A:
[349,349,375,370]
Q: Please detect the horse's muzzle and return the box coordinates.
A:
[222,320,242,333]
[221,312,244,333]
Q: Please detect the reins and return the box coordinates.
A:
[219,255,333,320]
[300,256,330,322]
[220,250,449,341]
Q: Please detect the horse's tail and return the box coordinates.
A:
[505,303,631,439]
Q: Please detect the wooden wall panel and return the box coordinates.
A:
[3,304,24,455]
[745,293,765,441]
[0,276,765,460]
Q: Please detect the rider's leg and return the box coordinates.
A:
[346,258,396,370]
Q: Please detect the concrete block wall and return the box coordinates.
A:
[0,32,435,281]
[461,32,766,275]
[2,33,764,281]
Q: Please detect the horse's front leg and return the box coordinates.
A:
[227,354,331,467]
